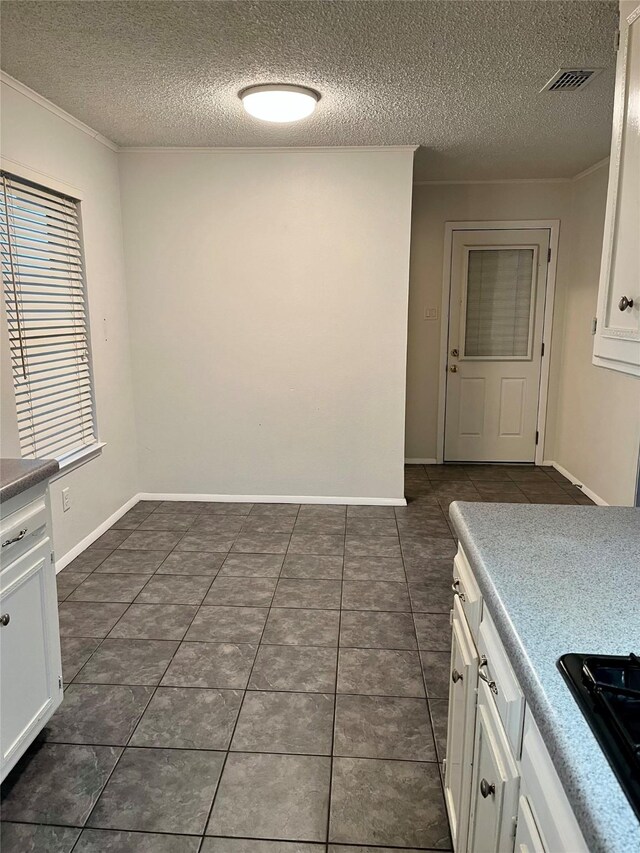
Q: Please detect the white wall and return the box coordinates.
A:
[119,148,414,501]
[405,180,573,461]
[553,163,640,506]
[0,79,139,558]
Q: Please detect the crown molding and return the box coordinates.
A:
[1,71,119,152]
[121,144,419,154]
[571,156,610,181]
[413,156,611,186]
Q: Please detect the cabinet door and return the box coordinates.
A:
[514,796,546,853]
[1,540,63,780]
[468,680,519,853]
[593,1,640,376]
[444,597,479,851]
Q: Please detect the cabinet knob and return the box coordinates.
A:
[480,778,496,799]
[451,668,463,684]
[618,295,634,311]
[0,614,10,627]
[451,579,466,602]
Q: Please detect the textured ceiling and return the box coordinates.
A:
[0,1,618,180]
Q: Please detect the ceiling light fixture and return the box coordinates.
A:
[239,84,319,123]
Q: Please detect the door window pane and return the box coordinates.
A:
[464,249,534,358]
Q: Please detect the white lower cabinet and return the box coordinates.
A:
[445,596,479,851]
[0,484,62,781]
[467,680,519,853]
[445,544,587,853]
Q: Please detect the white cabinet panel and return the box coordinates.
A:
[468,680,520,853]
[515,795,546,853]
[444,596,479,851]
[593,2,640,375]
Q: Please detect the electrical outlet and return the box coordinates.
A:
[62,488,71,512]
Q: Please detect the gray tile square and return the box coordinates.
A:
[61,637,101,684]
[176,533,235,552]
[201,502,253,515]
[0,823,80,853]
[74,640,179,685]
[1,743,121,826]
[346,519,398,537]
[156,552,225,575]
[157,500,206,513]
[112,508,153,528]
[219,554,284,577]
[342,581,410,612]
[206,752,330,841]
[58,602,128,638]
[343,556,404,582]
[108,604,198,640]
[68,574,150,603]
[131,687,243,750]
[262,608,340,647]
[62,548,112,573]
[135,575,213,605]
[203,841,322,853]
[88,747,224,834]
[337,649,425,697]
[273,578,342,609]
[231,533,291,554]
[162,642,257,689]
[204,576,277,607]
[241,516,296,534]
[347,505,396,519]
[408,583,452,614]
[249,645,337,693]
[231,691,334,755]
[249,503,300,518]
[95,551,167,574]
[119,531,182,551]
[329,757,449,848]
[403,559,452,584]
[413,614,452,650]
[44,684,152,745]
[396,515,453,538]
[339,611,416,649]
[93,530,131,550]
[288,533,345,556]
[420,651,450,699]
[73,829,200,853]
[185,605,268,643]
[190,515,247,534]
[334,694,435,760]
[345,537,401,558]
[297,505,346,519]
[281,554,343,579]
[137,513,195,532]
[399,535,456,562]
[293,517,346,535]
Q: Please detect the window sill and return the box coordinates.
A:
[49,442,106,481]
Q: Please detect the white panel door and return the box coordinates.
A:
[445,229,550,462]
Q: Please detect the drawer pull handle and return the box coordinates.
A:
[2,528,27,548]
[452,668,463,684]
[0,614,10,627]
[479,655,498,695]
[480,778,495,799]
[451,579,466,602]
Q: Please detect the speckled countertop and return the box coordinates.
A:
[0,457,59,504]
[449,502,640,853]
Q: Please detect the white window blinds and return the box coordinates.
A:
[0,172,97,461]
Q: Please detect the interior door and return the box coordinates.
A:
[444,228,550,463]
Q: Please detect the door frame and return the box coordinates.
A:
[436,220,560,465]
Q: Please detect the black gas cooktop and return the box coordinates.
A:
[558,653,640,821]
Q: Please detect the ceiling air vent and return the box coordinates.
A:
[540,68,602,92]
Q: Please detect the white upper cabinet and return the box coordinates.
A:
[593,2,640,376]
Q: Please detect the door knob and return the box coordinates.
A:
[480,778,495,799]
[449,365,458,373]
[619,296,634,311]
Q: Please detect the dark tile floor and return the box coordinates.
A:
[1,464,592,852]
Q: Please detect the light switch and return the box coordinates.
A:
[424,307,439,320]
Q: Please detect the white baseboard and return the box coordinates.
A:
[55,494,141,573]
[545,461,608,506]
[405,458,438,465]
[138,493,407,507]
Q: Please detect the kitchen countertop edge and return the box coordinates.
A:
[1,458,60,504]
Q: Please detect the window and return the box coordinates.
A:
[0,171,97,461]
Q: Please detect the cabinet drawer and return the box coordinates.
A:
[0,495,48,567]
[515,795,546,853]
[452,544,482,639]
[478,608,525,758]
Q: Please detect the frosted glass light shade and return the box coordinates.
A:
[240,84,319,123]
